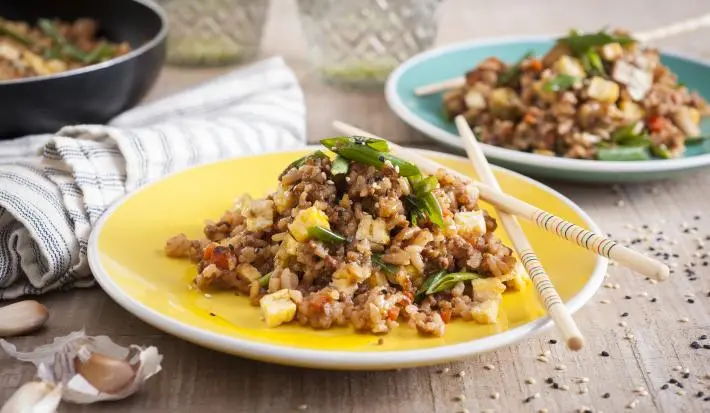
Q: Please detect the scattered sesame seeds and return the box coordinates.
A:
[491,392,500,400]
[483,364,495,371]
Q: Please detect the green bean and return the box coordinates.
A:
[258,272,272,288]
[542,74,578,92]
[372,253,398,275]
[83,41,116,64]
[331,143,420,177]
[38,18,90,62]
[415,270,446,302]
[307,226,347,244]
[330,155,349,176]
[427,272,482,295]
[596,146,651,161]
[686,135,709,144]
[413,176,439,197]
[421,192,444,228]
[497,50,534,86]
[650,144,672,159]
[321,136,390,152]
[0,23,32,46]
[280,150,327,177]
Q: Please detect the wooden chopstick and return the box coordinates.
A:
[454,115,583,350]
[330,120,670,282]
[413,12,710,96]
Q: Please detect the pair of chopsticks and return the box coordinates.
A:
[332,119,670,351]
[414,12,710,96]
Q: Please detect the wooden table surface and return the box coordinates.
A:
[2,1,710,412]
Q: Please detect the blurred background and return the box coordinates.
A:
[150,0,710,146]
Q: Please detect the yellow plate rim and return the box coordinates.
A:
[87,147,608,370]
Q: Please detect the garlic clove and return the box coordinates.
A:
[0,300,49,337]
[73,353,136,394]
[0,381,61,413]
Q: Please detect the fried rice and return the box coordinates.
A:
[165,137,529,337]
[442,28,710,160]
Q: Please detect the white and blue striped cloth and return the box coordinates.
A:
[0,56,306,299]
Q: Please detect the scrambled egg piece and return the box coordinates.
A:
[259,289,297,328]
[472,278,506,302]
[355,213,390,245]
[505,262,530,291]
[288,206,329,242]
[273,184,295,214]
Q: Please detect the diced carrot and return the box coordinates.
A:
[523,111,537,124]
[387,307,400,321]
[648,115,667,132]
[440,309,452,323]
[529,59,543,72]
[211,246,230,270]
[202,243,215,260]
[309,294,331,312]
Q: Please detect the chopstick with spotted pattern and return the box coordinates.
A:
[330,120,670,282]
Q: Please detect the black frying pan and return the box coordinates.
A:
[0,0,167,139]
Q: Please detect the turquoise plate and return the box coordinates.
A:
[385,36,710,183]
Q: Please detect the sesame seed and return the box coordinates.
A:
[616,200,625,207]
[538,409,549,413]
[625,333,635,341]
[703,344,710,349]
[692,341,701,349]
[523,396,534,403]
[483,364,495,371]
[670,377,679,382]
[560,384,570,391]
[621,312,629,317]
[458,409,470,413]
[638,291,648,297]
[579,387,588,394]
[537,355,549,363]
[603,392,611,398]
[453,394,466,402]
[604,283,614,288]
[555,364,567,371]
[297,404,308,410]
[688,299,695,304]
[549,339,558,344]
[661,384,669,390]
[697,391,705,398]
[624,295,632,300]
[634,386,646,393]
[676,389,687,396]
[627,399,639,409]
[600,299,611,304]
[546,377,554,384]
[579,377,589,383]
[203,293,212,298]
[705,396,710,402]
[600,351,610,357]
[438,367,450,374]
[209,312,216,316]
[491,392,500,399]
[533,392,540,399]
[679,317,690,323]
[456,371,466,377]
[650,298,657,303]
[700,335,707,340]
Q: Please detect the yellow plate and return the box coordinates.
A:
[88,148,607,370]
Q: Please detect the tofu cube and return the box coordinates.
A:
[600,42,623,61]
[259,289,297,328]
[553,56,586,78]
[288,206,330,242]
[454,210,487,238]
[620,100,645,122]
[471,299,500,324]
[587,76,620,103]
[472,278,506,302]
[505,262,530,291]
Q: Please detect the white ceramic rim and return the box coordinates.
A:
[0,0,168,86]
[385,34,710,175]
[87,146,608,371]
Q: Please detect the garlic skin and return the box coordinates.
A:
[0,331,162,404]
[0,381,62,413]
[0,300,49,337]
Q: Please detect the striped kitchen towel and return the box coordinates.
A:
[0,56,306,299]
